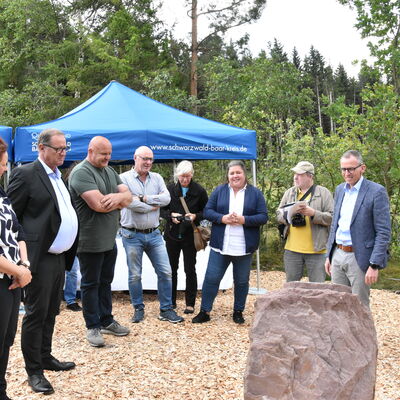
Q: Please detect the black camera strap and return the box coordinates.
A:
[298,184,315,202]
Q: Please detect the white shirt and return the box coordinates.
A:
[38,158,78,254]
[336,176,364,246]
[214,185,248,256]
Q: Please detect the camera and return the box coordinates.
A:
[176,215,191,222]
[291,213,306,227]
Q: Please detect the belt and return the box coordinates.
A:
[122,226,158,234]
[337,244,353,252]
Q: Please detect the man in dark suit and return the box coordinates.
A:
[7,129,78,394]
[325,150,391,307]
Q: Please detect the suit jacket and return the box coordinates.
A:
[204,184,268,254]
[7,160,78,273]
[326,178,391,271]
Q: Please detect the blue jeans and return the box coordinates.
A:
[121,228,173,311]
[200,249,253,312]
[64,257,80,305]
[78,245,117,329]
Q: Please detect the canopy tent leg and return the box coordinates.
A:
[249,159,267,295]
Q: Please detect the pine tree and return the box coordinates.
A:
[292,47,301,70]
[269,38,288,63]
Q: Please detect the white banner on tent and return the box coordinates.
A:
[112,237,233,291]
[70,237,233,292]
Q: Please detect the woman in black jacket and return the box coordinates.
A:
[161,161,208,314]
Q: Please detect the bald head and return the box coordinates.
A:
[87,136,112,168]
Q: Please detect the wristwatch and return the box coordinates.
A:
[369,264,381,270]
[139,194,144,202]
[18,260,31,269]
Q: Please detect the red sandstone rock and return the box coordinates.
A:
[244,282,377,400]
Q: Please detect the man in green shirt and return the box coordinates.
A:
[69,136,132,347]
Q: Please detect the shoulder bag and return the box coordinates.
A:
[179,196,210,251]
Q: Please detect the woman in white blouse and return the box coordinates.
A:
[192,160,268,325]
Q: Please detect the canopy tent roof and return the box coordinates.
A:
[0,125,13,159]
[13,81,256,163]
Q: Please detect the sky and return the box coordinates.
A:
[159,0,374,77]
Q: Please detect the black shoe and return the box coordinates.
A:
[132,308,144,323]
[232,310,245,324]
[192,310,210,323]
[66,302,82,312]
[27,374,54,394]
[184,306,194,314]
[42,357,76,371]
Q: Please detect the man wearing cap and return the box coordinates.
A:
[277,161,334,282]
[325,150,391,307]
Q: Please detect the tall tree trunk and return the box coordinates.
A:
[316,78,322,129]
[329,90,335,133]
[190,0,198,102]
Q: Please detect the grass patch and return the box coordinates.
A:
[253,226,400,292]
[372,260,400,291]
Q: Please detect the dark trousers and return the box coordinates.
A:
[21,253,65,376]
[0,277,20,398]
[78,245,117,330]
[165,238,197,307]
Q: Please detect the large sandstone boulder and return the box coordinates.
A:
[244,282,377,400]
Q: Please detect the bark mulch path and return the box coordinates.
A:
[6,271,400,400]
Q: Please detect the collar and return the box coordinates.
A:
[132,168,150,180]
[228,183,247,193]
[38,157,61,178]
[297,185,313,196]
[344,176,364,192]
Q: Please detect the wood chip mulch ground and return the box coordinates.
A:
[6,271,400,400]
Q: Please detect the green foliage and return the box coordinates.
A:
[372,260,400,291]
[339,0,400,93]
[1,0,400,263]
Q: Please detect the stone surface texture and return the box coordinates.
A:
[244,282,378,400]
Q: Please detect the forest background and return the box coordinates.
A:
[0,0,399,289]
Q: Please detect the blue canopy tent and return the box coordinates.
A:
[13,81,265,294]
[13,80,256,163]
[0,125,13,160]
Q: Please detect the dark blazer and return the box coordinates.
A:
[7,160,78,273]
[204,184,268,254]
[161,180,208,241]
[326,178,391,271]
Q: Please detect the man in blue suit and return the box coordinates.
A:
[325,150,391,307]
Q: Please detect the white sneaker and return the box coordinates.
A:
[86,328,105,347]
[100,321,130,336]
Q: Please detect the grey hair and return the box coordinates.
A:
[38,129,65,145]
[174,160,194,183]
[226,160,248,183]
[341,150,363,164]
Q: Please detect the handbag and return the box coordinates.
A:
[179,196,210,251]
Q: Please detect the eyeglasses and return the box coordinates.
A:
[43,144,70,154]
[137,155,154,162]
[340,164,362,173]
